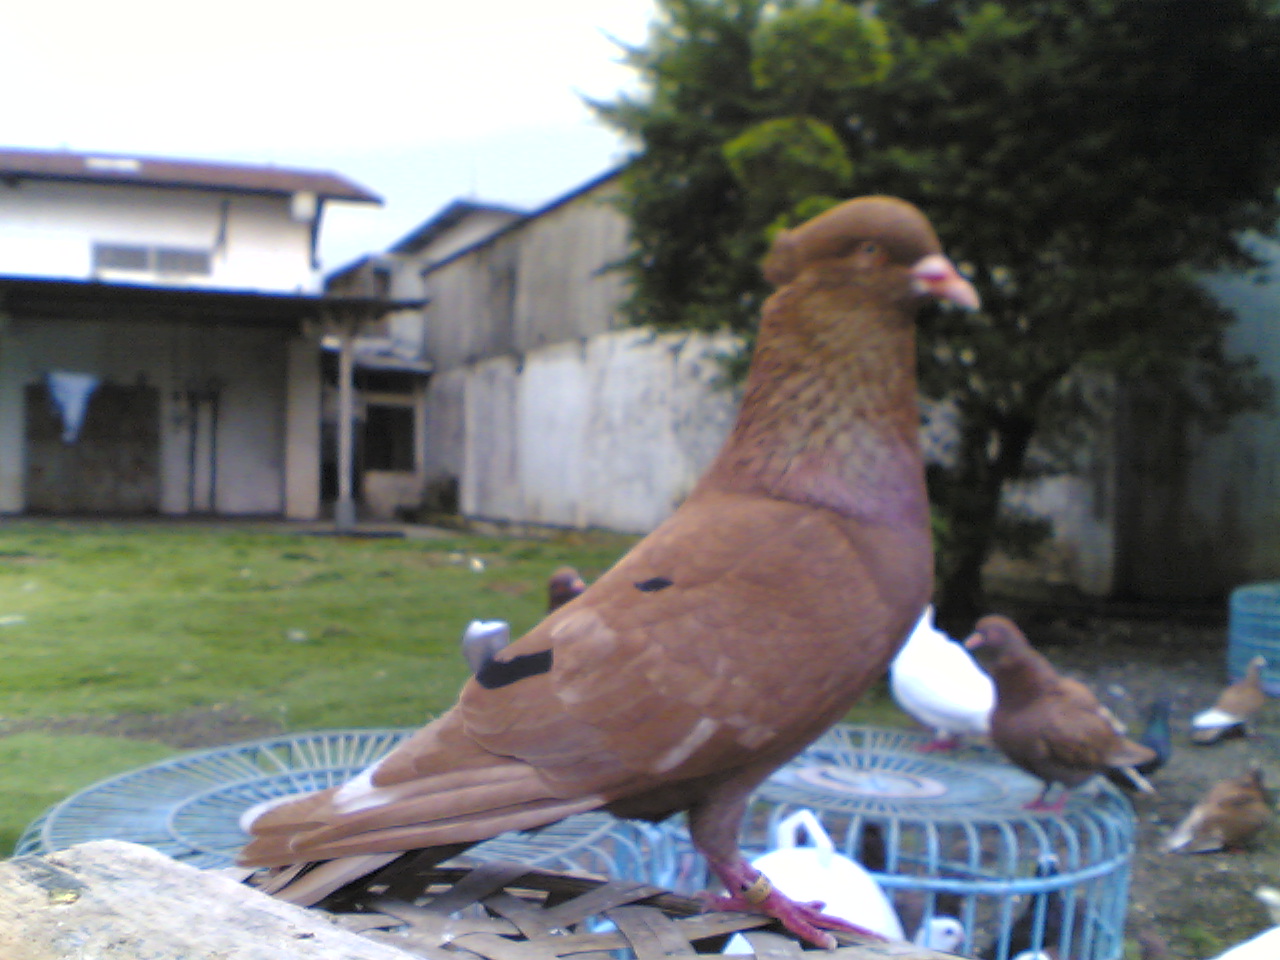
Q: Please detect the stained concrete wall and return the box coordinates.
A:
[456,329,738,533]
[424,176,628,369]
[0,317,316,516]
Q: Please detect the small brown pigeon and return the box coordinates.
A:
[238,196,979,946]
[1191,655,1268,744]
[1163,764,1272,853]
[547,566,587,613]
[965,616,1156,811]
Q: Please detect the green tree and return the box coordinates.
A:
[595,0,1280,623]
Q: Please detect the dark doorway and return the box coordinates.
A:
[24,382,161,514]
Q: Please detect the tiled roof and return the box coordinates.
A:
[0,146,380,203]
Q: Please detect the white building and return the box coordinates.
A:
[0,146,389,518]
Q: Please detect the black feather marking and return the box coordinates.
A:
[475,649,554,689]
[635,576,673,593]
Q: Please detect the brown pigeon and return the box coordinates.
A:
[1163,764,1272,853]
[547,566,587,613]
[1191,655,1268,744]
[238,196,979,946]
[964,616,1156,811]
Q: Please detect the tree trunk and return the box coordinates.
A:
[932,410,1039,632]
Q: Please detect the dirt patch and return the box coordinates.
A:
[0,703,284,750]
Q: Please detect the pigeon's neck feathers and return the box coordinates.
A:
[694,267,926,526]
[991,647,1062,708]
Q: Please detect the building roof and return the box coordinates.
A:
[0,274,418,328]
[0,147,381,204]
[388,199,525,255]
[420,167,624,275]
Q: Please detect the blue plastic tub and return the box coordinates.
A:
[1227,581,1280,695]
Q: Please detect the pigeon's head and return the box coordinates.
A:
[548,566,587,612]
[762,195,979,311]
[963,615,1033,665]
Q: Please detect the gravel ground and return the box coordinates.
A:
[1008,607,1280,960]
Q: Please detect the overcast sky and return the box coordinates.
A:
[1,0,656,272]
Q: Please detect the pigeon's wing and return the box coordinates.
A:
[246,491,927,872]
[458,490,928,801]
[1026,692,1132,783]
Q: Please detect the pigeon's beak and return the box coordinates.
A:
[912,254,981,310]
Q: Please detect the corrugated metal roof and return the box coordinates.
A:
[0,146,381,204]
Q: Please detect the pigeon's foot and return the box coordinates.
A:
[917,735,960,753]
[1023,785,1069,813]
[1023,795,1069,813]
[705,862,883,949]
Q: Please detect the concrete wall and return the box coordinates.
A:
[1103,235,1280,600]
[0,317,313,516]
[0,180,318,293]
[425,178,628,369]
[456,328,738,533]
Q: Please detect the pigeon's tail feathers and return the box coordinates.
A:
[1162,810,1211,853]
[239,719,608,873]
[1105,737,1158,770]
[1112,764,1156,794]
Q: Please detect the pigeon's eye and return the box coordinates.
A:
[860,241,880,255]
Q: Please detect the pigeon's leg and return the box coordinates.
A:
[918,733,960,753]
[1023,783,1068,813]
[703,857,885,948]
[687,790,883,949]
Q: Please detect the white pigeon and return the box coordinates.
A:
[723,810,903,953]
[460,619,510,675]
[1209,886,1280,960]
[915,916,966,953]
[890,605,995,751]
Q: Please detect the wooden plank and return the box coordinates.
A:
[541,879,667,928]
[449,932,565,960]
[482,891,561,939]
[427,861,536,915]
[738,931,806,960]
[607,905,699,960]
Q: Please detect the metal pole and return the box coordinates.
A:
[334,321,357,530]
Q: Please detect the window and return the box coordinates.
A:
[155,247,212,275]
[363,405,416,472]
[93,244,149,272]
[92,242,213,277]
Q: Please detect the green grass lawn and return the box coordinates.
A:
[0,519,902,856]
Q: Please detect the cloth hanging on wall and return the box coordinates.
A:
[46,370,101,443]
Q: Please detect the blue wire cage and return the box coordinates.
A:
[733,725,1138,960]
[17,724,1137,959]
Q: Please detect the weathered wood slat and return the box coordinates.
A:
[0,842,962,960]
[608,905,702,960]
[539,879,670,928]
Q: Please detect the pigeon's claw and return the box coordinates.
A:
[705,864,884,949]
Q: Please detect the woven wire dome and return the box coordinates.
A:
[14,729,690,890]
[734,724,1138,960]
[1228,581,1280,695]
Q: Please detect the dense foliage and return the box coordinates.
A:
[593,0,1280,620]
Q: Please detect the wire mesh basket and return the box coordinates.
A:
[735,724,1137,960]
